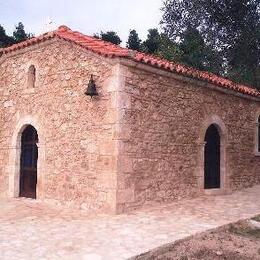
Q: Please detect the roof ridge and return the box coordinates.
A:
[0,25,259,99]
[56,25,125,49]
[55,26,130,58]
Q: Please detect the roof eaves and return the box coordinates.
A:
[129,52,260,99]
[124,55,260,99]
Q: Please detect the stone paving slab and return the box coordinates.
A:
[0,185,260,260]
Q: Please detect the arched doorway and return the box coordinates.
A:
[19,125,38,198]
[204,124,220,189]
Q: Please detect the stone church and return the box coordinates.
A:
[0,25,259,214]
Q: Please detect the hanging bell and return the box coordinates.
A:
[85,74,98,97]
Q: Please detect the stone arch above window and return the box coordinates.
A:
[28,65,36,88]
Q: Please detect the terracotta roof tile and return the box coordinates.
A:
[1,25,259,99]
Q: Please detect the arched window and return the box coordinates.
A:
[257,115,260,153]
[28,65,36,88]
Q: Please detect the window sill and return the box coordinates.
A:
[254,152,260,157]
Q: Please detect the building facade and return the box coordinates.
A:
[0,26,259,214]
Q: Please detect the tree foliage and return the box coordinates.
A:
[138,27,222,75]
[161,0,260,89]
[95,31,122,45]
[126,30,142,51]
[179,28,206,70]
[0,22,32,48]
[13,22,32,43]
[156,33,183,62]
[0,25,15,48]
[142,29,161,54]
[179,27,223,74]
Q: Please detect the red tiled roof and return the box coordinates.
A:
[1,25,259,99]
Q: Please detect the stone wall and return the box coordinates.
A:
[1,39,259,215]
[0,39,119,213]
[116,64,260,213]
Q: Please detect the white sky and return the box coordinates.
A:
[0,0,164,45]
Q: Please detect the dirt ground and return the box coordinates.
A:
[133,215,260,260]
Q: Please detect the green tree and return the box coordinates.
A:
[227,18,260,87]
[96,31,122,45]
[179,27,206,70]
[13,22,32,43]
[179,27,223,74]
[142,28,161,54]
[126,30,142,51]
[0,24,15,48]
[161,0,260,89]
[156,33,183,62]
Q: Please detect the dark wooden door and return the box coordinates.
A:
[204,124,220,189]
[19,125,38,199]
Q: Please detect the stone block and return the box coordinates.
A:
[117,188,135,203]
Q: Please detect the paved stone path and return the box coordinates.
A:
[0,185,260,260]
